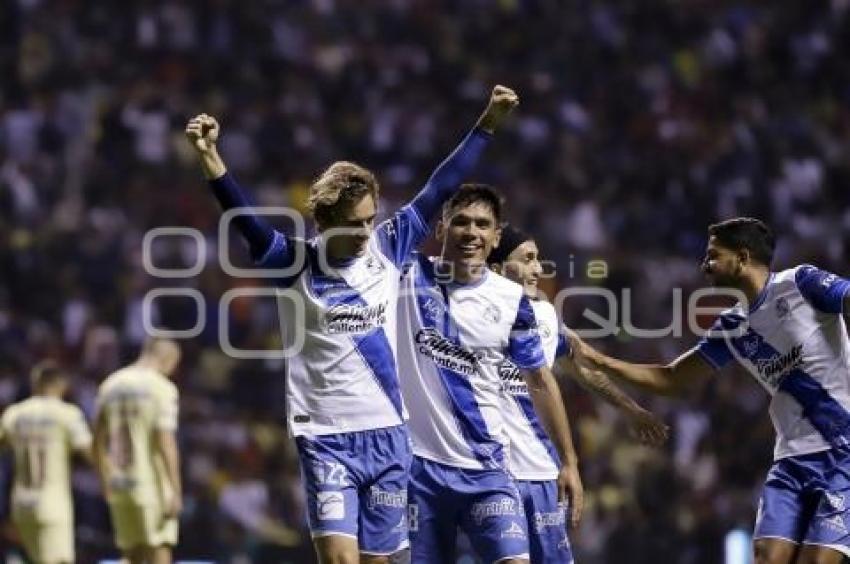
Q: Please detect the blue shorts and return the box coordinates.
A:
[408,456,529,564]
[516,479,573,563]
[296,424,412,555]
[754,447,850,558]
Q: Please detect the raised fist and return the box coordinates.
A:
[478,85,520,133]
[185,113,220,154]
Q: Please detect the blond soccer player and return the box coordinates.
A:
[94,338,182,564]
[0,360,93,564]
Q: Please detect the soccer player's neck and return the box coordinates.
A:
[438,259,487,285]
[739,267,771,305]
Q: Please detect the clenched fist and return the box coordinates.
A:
[477,85,520,134]
[185,113,220,154]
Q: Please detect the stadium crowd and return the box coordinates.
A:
[2,0,850,561]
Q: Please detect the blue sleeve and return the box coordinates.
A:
[209,172,277,263]
[408,127,492,224]
[795,264,850,314]
[508,296,547,370]
[694,316,736,371]
[374,205,429,268]
[555,332,571,359]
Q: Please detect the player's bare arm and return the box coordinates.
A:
[555,351,669,447]
[575,336,715,397]
[156,429,183,519]
[185,113,225,179]
[523,365,584,527]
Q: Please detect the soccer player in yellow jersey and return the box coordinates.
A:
[0,360,93,564]
[94,338,182,564]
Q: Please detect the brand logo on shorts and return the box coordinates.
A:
[826,492,845,512]
[316,491,345,521]
[369,486,407,509]
[470,498,518,525]
[775,297,790,320]
[534,508,567,532]
[501,521,526,539]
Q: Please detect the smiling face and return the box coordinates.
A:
[437,201,501,277]
[500,240,543,298]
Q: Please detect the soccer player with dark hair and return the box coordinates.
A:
[397,185,581,563]
[0,360,92,564]
[487,224,668,562]
[577,217,850,564]
[186,86,518,564]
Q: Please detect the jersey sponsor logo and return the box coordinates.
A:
[470,497,518,525]
[415,328,483,376]
[501,520,527,539]
[534,508,567,532]
[316,491,345,521]
[498,359,527,396]
[323,301,387,334]
[419,297,444,326]
[369,486,407,509]
[753,344,803,388]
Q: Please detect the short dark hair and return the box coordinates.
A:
[707,217,775,266]
[30,360,67,391]
[442,183,503,223]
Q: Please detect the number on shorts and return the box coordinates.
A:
[408,503,419,532]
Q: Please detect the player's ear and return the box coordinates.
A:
[436,219,446,242]
[738,248,751,266]
[489,262,502,275]
[492,226,502,250]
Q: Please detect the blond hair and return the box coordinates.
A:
[307,161,379,226]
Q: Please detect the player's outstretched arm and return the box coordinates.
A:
[185,114,276,262]
[574,335,714,397]
[408,85,519,222]
[523,366,584,527]
[556,349,669,447]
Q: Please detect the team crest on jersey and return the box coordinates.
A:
[364,255,386,276]
[419,297,444,326]
[739,332,764,358]
[538,322,552,339]
[775,297,790,320]
[483,304,501,323]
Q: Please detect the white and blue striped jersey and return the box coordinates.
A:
[696,265,850,460]
[260,205,428,437]
[397,256,547,470]
[500,299,571,480]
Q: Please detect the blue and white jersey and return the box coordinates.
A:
[397,255,547,470]
[500,299,571,480]
[260,205,429,437]
[695,265,850,460]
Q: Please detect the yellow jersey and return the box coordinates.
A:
[0,397,91,523]
[97,365,179,506]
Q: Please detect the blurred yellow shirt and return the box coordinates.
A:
[97,365,179,507]
[0,397,91,523]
